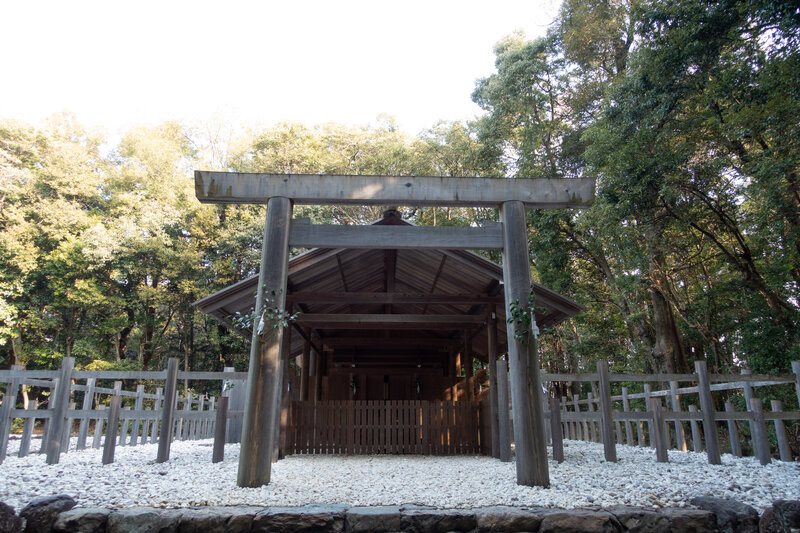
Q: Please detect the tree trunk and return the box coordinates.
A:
[646,228,687,373]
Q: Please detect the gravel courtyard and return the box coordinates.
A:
[1,437,797,512]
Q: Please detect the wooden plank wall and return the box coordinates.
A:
[287,400,481,455]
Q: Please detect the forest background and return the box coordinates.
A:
[1,0,798,387]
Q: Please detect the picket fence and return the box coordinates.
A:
[0,358,247,465]
[541,360,800,465]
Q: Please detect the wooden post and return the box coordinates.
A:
[18,404,35,458]
[740,369,762,459]
[92,405,105,449]
[688,404,702,452]
[586,393,597,443]
[300,338,310,402]
[669,381,687,451]
[501,200,549,487]
[181,392,193,441]
[792,361,800,410]
[46,357,75,465]
[119,407,130,446]
[61,400,75,453]
[643,384,653,448]
[651,398,669,462]
[750,398,771,465]
[102,394,121,465]
[549,397,564,463]
[614,411,623,445]
[622,387,634,446]
[196,395,205,440]
[463,329,473,400]
[238,196,292,488]
[573,394,584,440]
[724,401,741,457]
[597,361,617,462]
[561,398,571,439]
[770,400,792,462]
[113,381,125,446]
[213,396,229,463]
[174,397,184,441]
[496,359,511,462]
[221,367,238,443]
[76,378,95,450]
[40,383,55,454]
[310,349,320,405]
[156,358,179,463]
[0,365,22,464]
[635,408,645,447]
[206,397,216,439]
[274,325,292,462]
[130,384,145,446]
[487,308,500,458]
[695,360,721,465]
[149,387,162,444]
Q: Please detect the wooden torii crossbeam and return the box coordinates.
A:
[194,171,595,488]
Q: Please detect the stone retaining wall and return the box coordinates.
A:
[2,495,799,532]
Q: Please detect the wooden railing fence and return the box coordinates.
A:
[0,358,248,466]
[287,400,480,455]
[539,360,800,466]
[4,357,799,469]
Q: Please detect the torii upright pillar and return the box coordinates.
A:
[238,196,292,487]
[501,201,549,487]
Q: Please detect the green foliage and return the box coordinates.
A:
[230,288,300,334]
[507,286,539,343]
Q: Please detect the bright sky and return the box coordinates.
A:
[1,0,559,136]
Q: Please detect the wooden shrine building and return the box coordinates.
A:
[192,171,594,488]
[195,208,584,456]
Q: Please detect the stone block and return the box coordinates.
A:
[401,509,477,533]
[475,505,543,532]
[0,502,24,533]
[691,497,759,533]
[539,509,621,532]
[346,506,403,533]
[106,508,182,533]
[252,505,345,533]
[53,507,110,533]
[20,494,76,533]
[659,508,717,533]
[607,506,670,532]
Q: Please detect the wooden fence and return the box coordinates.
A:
[540,360,800,466]
[287,400,480,456]
[4,356,799,468]
[0,357,248,466]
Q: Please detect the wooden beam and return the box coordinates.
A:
[195,171,596,208]
[335,255,350,292]
[384,249,396,315]
[288,222,504,250]
[290,323,322,355]
[322,337,455,349]
[295,314,485,329]
[287,292,504,305]
[421,255,447,314]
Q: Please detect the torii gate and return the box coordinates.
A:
[194,171,595,488]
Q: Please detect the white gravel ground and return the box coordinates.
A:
[1,436,798,512]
